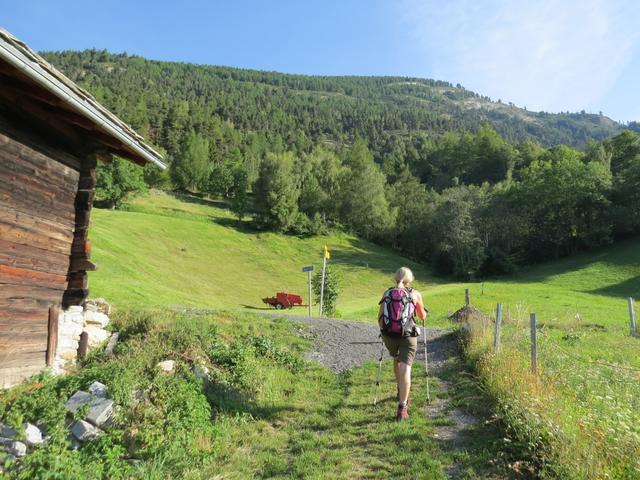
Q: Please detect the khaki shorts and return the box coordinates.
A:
[382,335,418,366]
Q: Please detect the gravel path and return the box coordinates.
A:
[281,314,449,373]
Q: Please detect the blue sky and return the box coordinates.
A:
[3,0,639,122]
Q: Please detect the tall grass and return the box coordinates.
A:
[462,307,640,479]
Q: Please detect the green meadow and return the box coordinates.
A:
[83,191,640,478]
[91,190,639,336]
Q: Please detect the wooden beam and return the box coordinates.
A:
[68,257,96,273]
[46,304,59,367]
[0,265,67,289]
[67,272,88,290]
[62,288,89,308]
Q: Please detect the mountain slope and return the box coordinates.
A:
[43,49,622,150]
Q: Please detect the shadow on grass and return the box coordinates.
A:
[168,191,230,210]
[240,304,274,311]
[211,216,256,232]
[589,274,640,298]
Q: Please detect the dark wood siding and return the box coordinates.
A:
[0,128,78,386]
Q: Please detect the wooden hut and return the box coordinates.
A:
[0,28,165,387]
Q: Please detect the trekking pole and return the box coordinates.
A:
[373,335,384,406]
[423,316,431,404]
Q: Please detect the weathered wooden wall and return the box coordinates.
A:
[0,124,79,387]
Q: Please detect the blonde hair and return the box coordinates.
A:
[394,267,414,286]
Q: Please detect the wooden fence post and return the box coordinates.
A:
[530,313,538,374]
[494,303,503,352]
[628,297,637,338]
[465,289,470,307]
[78,331,89,360]
[46,304,59,367]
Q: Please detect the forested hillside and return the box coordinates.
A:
[43,50,640,278]
[44,50,622,156]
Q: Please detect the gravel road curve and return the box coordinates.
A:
[281,314,450,373]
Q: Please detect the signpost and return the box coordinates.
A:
[319,245,330,316]
[302,265,314,317]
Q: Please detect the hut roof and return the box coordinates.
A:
[0,28,165,168]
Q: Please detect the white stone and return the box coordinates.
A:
[86,399,114,427]
[104,332,119,356]
[65,305,84,314]
[88,381,108,398]
[70,420,101,442]
[193,363,211,386]
[84,311,110,328]
[57,338,79,352]
[0,439,27,457]
[83,325,110,347]
[23,423,43,446]
[157,360,175,372]
[65,391,93,414]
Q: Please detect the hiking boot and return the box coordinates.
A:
[396,404,409,421]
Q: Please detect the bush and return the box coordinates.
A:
[312,266,341,316]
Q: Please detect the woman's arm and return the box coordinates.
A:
[413,291,427,320]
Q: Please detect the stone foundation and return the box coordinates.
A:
[53,299,112,374]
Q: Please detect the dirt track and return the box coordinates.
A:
[281,314,450,373]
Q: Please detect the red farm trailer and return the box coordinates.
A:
[262,292,305,310]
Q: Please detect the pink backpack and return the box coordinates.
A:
[379,288,416,337]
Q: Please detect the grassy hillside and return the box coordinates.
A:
[91,189,640,338]
[89,190,432,319]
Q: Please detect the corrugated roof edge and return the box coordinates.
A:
[0,28,166,169]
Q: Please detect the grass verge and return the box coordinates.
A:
[461,309,640,479]
[1,310,512,479]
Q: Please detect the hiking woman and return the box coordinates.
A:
[378,267,428,421]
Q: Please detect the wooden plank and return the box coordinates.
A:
[0,149,79,196]
[0,322,48,334]
[0,297,56,309]
[0,192,75,226]
[0,239,70,276]
[0,161,78,205]
[0,265,67,289]
[0,221,73,255]
[0,308,49,321]
[0,111,83,171]
[0,351,47,369]
[0,205,74,243]
[0,180,76,224]
[0,128,82,176]
[0,332,49,349]
[46,304,58,367]
[0,169,78,206]
[0,238,70,265]
[0,284,64,302]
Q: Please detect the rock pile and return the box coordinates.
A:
[65,381,120,448]
[0,381,121,472]
[0,421,44,472]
